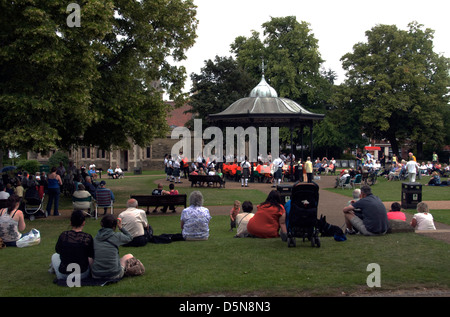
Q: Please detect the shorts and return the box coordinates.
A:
[350,216,385,236]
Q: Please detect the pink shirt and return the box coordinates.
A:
[387,211,406,221]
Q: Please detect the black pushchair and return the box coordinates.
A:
[23,185,47,221]
[286,182,320,248]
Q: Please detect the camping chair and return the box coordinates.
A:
[94,189,114,219]
[339,176,352,189]
[351,174,362,188]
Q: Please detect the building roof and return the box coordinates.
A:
[208,75,324,127]
[166,101,192,128]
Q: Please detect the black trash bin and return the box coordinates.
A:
[276,184,293,204]
[401,183,422,209]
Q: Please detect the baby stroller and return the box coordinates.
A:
[23,185,46,221]
[286,182,320,248]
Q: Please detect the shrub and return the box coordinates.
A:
[16,159,41,174]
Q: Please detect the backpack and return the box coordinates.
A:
[124,257,145,277]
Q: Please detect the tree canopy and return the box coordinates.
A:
[339,22,450,156]
[231,16,333,113]
[0,0,198,153]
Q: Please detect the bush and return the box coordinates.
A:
[16,159,41,174]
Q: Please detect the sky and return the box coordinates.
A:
[174,0,450,97]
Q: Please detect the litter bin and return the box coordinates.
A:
[276,184,293,203]
[133,167,142,175]
[401,183,422,209]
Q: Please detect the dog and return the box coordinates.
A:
[317,214,345,237]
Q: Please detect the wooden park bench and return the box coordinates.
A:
[188,174,225,188]
[130,194,187,213]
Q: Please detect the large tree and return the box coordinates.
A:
[231,16,332,113]
[340,22,450,157]
[0,0,198,153]
[187,55,256,127]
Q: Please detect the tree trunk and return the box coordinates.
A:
[416,141,423,160]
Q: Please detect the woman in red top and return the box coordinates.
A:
[247,191,286,238]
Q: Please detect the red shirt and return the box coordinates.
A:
[247,204,285,238]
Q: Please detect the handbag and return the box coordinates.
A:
[124,257,145,276]
[16,228,41,248]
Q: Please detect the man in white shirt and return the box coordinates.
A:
[406,159,419,183]
[272,157,284,186]
[118,199,152,247]
[240,157,251,187]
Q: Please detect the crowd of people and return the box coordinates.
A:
[163,152,341,189]
[0,151,444,284]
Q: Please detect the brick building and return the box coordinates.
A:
[27,102,192,171]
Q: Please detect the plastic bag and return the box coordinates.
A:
[16,229,41,248]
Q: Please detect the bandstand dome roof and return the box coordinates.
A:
[208,75,324,126]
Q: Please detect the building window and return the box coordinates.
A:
[97,148,105,159]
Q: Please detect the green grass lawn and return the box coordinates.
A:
[1,174,449,297]
[1,214,449,297]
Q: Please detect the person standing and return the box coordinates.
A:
[406,158,419,183]
[46,167,63,216]
[305,157,313,183]
[240,157,251,187]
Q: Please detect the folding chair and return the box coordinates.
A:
[95,189,114,219]
[339,176,352,189]
[351,174,362,188]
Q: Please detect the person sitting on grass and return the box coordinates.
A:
[343,185,388,236]
[50,210,94,280]
[410,202,436,230]
[246,190,287,239]
[387,202,406,221]
[91,214,133,280]
[119,199,153,247]
[234,201,254,238]
[0,194,26,247]
[180,191,211,241]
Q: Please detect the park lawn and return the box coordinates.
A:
[3,173,448,297]
[0,213,449,297]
